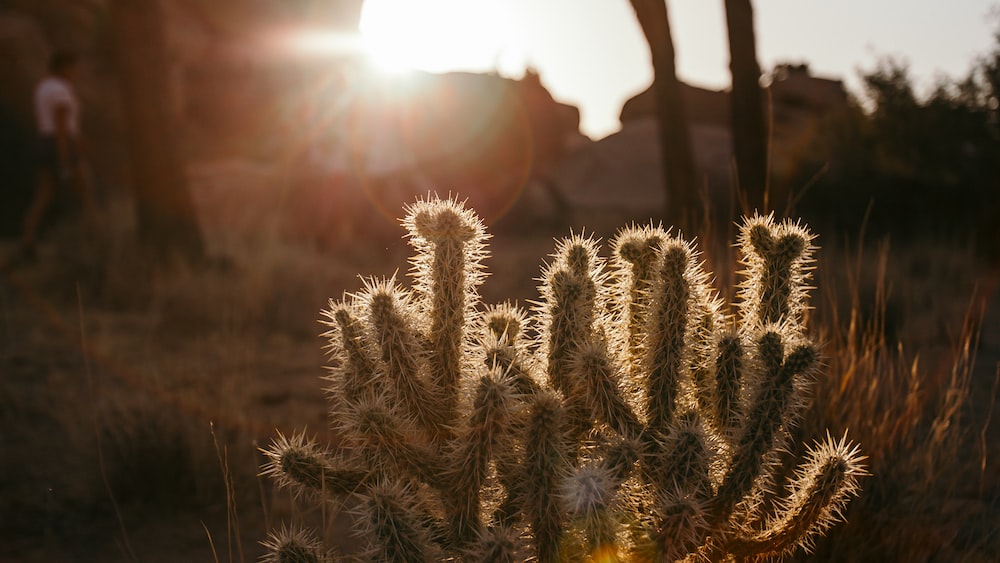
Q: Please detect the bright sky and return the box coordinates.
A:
[358,0,1000,139]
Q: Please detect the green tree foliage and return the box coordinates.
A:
[792,29,1000,240]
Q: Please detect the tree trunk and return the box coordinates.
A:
[109,0,205,264]
[724,0,769,212]
[629,0,698,231]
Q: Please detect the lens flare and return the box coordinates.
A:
[591,544,622,563]
[359,0,513,74]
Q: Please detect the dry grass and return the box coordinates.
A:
[792,240,998,561]
[0,198,387,561]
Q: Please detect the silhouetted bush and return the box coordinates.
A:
[792,29,1000,246]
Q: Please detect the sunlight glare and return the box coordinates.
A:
[590,544,621,563]
[282,29,364,57]
[359,0,516,74]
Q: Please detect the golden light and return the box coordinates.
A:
[590,544,622,563]
[281,29,365,57]
[359,0,513,74]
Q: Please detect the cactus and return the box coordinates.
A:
[260,525,333,563]
[261,196,865,561]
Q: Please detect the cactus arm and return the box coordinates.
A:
[444,372,518,545]
[688,297,724,420]
[480,305,540,397]
[646,490,712,562]
[738,214,815,330]
[654,411,713,496]
[404,198,489,434]
[611,226,668,372]
[714,334,818,524]
[539,236,606,444]
[524,391,569,563]
[644,240,695,435]
[322,302,379,404]
[260,432,367,498]
[712,333,746,440]
[360,279,446,440]
[361,480,443,563]
[725,434,866,558]
[572,339,643,439]
[341,396,444,487]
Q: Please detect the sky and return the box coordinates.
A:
[357,0,1000,139]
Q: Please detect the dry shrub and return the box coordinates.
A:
[27,193,401,341]
[95,401,244,513]
[0,199,311,558]
[793,240,996,561]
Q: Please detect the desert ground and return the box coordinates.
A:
[2,169,998,561]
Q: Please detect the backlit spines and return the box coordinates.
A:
[356,278,444,441]
[471,524,525,563]
[260,525,332,563]
[738,213,815,331]
[646,488,712,563]
[482,302,526,344]
[321,302,379,405]
[687,290,725,421]
[714,331,819,525]
[404,197,489,434]
[600,434,644,485]
[570,338,642,439]
[480,303,540,397]
[537,235,607,442]
[477,304,540,530]
[560,464,621,557]
[611,225,669,371]
[643,236,706,435]
[726,433,866,558]
[260,432,365,499]
[444,371,519,545]
[538,235,605,391]
[339,395,444,489]
[712,332,746,441]
[524,391,570,563]
[649,411,714,497]
[359,479,443,563]
[263,197,863,562]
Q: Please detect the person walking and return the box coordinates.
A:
[6,50,99,269]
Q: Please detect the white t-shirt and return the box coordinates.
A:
[34,76,79,136]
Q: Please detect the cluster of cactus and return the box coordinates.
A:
[261,196,865,562]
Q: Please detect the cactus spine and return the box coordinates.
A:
[262,198,865,561]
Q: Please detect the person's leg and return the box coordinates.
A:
[21,171,55,250]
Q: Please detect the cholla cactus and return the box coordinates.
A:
[260,525,333,563]
[261,196,865,562]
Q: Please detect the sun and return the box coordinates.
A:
[359,0,515,74]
